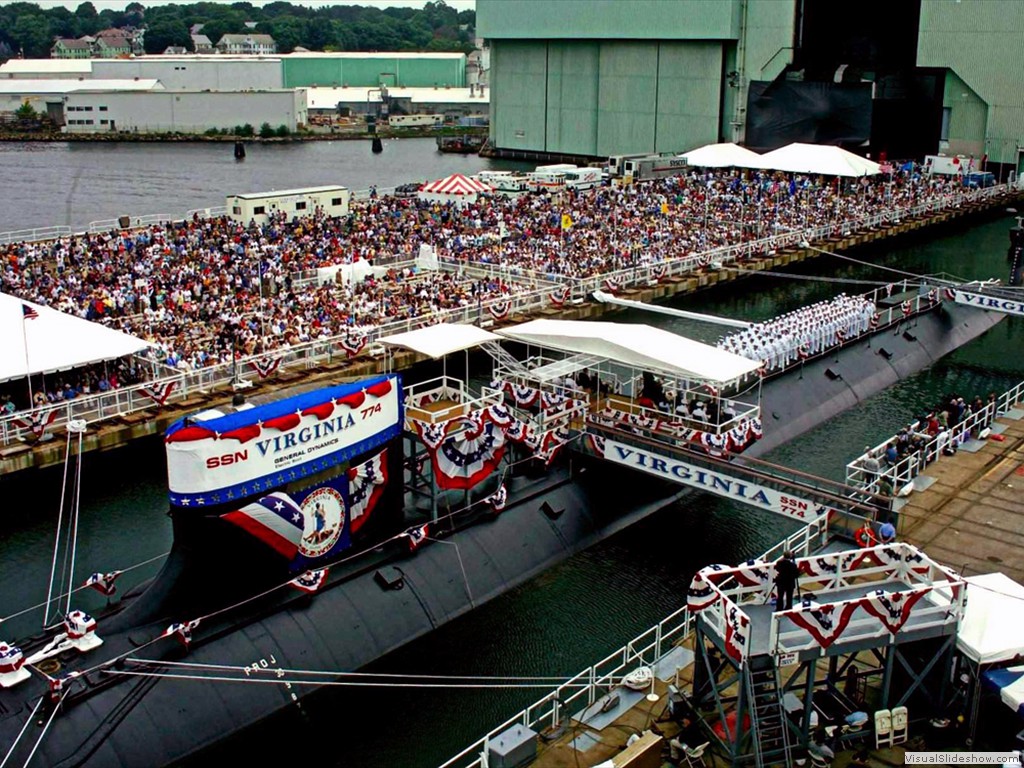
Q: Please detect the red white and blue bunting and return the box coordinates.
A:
[859,587,930,634]
[488,299,511,322]
[486,483,508,512]
[0,642,24,675]
[348,448,388,534]
[341,333,368,359]
[784,601,859,649]
[84,571,122,597]
[12,408,59,438]
[248,357,283,379]
[724,603,750,662]
[163,619,200,648]
[290,568,329,594]
[401,523,429,552]
[140,381,177,407]
[549,286,571,307]
[64,610,97,640]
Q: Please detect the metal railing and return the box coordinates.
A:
[435,517,829,768]
[845,378,1024,492]
[1,184,1015,446]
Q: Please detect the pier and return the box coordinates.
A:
[1,182,1019,477]
[437,377,1024,768]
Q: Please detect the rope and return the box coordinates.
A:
[105,669,590,690]
[65,430,84,617]
[42,432,73,629]
[1,552,168,626]
[731,267,890,287]
[126,659,584,682]
[0,697,43,768]
[19,690,66,768]
[807,245,940,282]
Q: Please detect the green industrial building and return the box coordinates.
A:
[477,0,792,158]
[479,0,1024,171]
[281,53,466,89]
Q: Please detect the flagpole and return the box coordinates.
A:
[22,311,34,408]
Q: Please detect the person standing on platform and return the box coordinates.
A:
[774,550,799,610]
[878,519,896,544]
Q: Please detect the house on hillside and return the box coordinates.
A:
[215,34,276,55]
[94,36,132,57]
[190,34,214,54]
[52,39,93,59]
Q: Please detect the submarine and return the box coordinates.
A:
[0,292,1006,767]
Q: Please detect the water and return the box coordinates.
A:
[0,138,524,232]
[0,152,1019,766]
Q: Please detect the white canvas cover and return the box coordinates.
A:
[679,142,762,169]
[0,293,152,383]
[496,319,761,383]
[756,143,881,177]
[378,323,500,359]
[956,573,1024,665]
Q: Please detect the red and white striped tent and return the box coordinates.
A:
[417,173,494,207]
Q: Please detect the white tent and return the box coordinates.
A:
[417,173,494,207]
[756,143,881,177]
[956,572,1024,665]
[679,142,762,169]
[0,293,153,384]
[496,319,761,384]
[378,323,501,359]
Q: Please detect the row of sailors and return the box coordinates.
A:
[717,294,877,371]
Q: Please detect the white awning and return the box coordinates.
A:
[496,319,761,383]
[755,143,881,177]
[378,323,501,359]
[1,293,153,383]
[678,142,762,169]
[955,572,1024,665]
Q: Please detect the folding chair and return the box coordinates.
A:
[683,741,710,768]
[874,708,893,748]
[891,705,908,744]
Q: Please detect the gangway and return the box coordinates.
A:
[587,422,890,525]
[946,280,1024,317]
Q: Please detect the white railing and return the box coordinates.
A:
[1,184,1015,446]
[845,378,1024,491]
[436,516,830,768]
[0,225,73,246]
[404,375,504,425]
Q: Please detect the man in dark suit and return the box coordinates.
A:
[774,550,799,610]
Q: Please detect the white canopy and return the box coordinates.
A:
[956,573,1024,665]
[755,143,881,177]
[679,142,762,169]
[496,319,761,383]
[378,323,500,359]
[1,293,153,384]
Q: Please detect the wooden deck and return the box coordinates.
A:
[898,399,1024,583]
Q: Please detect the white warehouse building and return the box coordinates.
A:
[0,56,283,91]
[62,89,307,134]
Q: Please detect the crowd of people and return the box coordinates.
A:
[857,391,999,494]
[717,294,877,371]
[0,161,979,412]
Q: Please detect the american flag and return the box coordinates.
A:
[221,492,305,559]
[22,304,39,320]
[84,571,122,597]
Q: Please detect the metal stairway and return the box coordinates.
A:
[481,342,531,377]
[745,657,793,768]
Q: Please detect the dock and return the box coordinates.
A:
[897,398,1024,583]
[1,186,1020,478]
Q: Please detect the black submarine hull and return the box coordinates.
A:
[0,302,1005,767]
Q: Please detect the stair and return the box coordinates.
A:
[481,342,530,377]
[745,657,793,768]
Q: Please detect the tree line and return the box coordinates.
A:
[0,1,476,58]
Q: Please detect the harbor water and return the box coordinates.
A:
[0,139,1020,766]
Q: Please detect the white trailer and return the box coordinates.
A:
[924,154,975,175]
[226,185,349,225]
[388,114,444,127]
[623,154,689,182]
